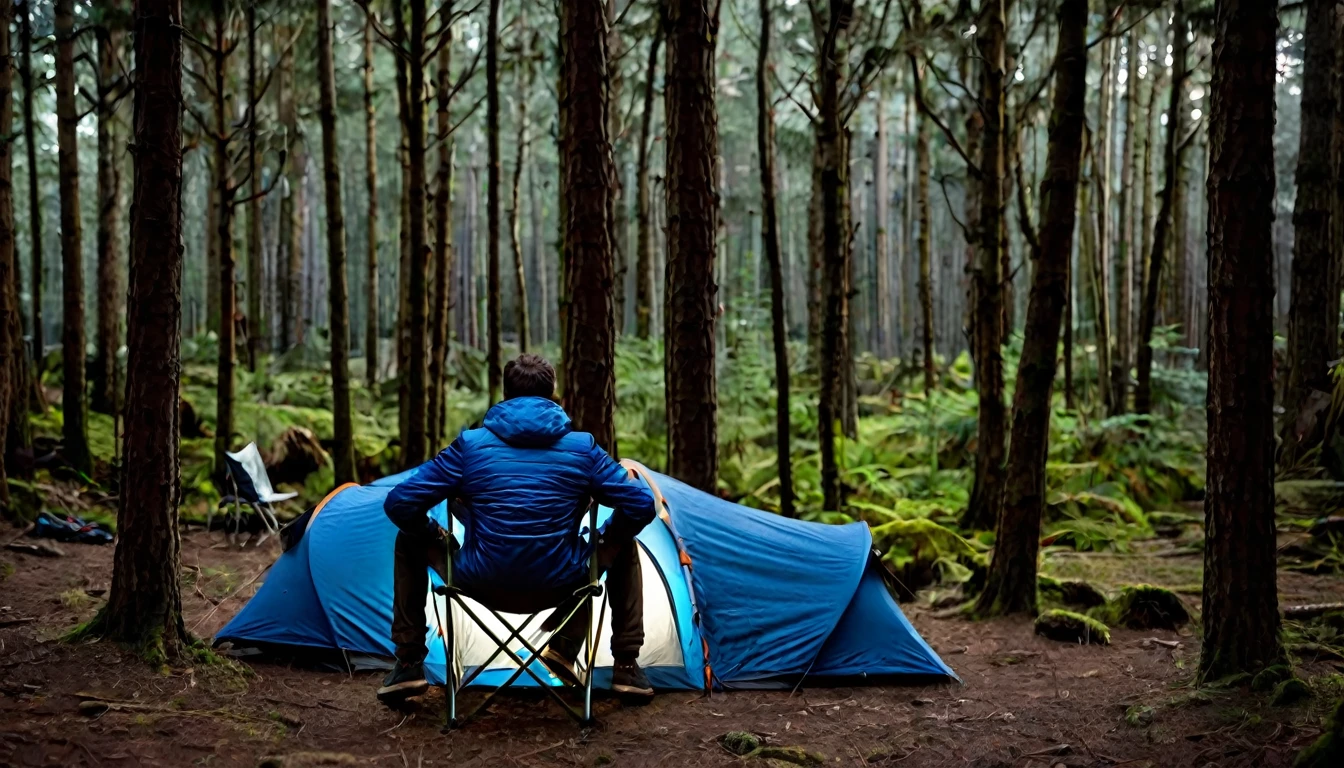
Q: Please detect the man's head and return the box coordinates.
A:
[503,354,556,400]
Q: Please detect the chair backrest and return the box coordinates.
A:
[224,443,275,502]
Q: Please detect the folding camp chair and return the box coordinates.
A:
[434,501,608,728]
[214,443,298,544]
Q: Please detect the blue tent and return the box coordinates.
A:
[216,461,957,689]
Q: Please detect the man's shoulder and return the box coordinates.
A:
[553,430,599,452]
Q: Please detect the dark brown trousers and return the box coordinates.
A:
[391,528,645,665]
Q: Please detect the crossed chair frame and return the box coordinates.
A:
[434,501,610,728]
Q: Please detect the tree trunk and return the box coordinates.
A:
[1335,0,1344,335]
[211,0,237,478]
[756,0,793,518]
[1198,0,1282,683]
[278,19,301,351]
[975,0,1087,617]
[510,12,532,354]
[559,0,617,452]
[96,0,190,657]
[1135,4,1189,414]
[316,0,355,485]
[911,56,935,392]
[245,5,262,372]
[1093,36,1114,412]
[806,140,822,371]
[664,0,720,490]
[18,1,41,365]
[92,19,124,415]
[0,1,17,502]
[531,161,548,346]
[609,0,628,336]
[963,0,1007,531]
[402,0,430,467]
[485,0,502,405]
[1112,27,1138,415]
[55,0,89,475]
[633,12,664,341]
[364,17,380,387]
[1280,0,1338,465]
[394,15,411,451]
[817,2,854,512]
[429,30,454,449]
[874,83,890,360]
[1139,60,1161,346]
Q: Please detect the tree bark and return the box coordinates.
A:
[976,0,1086,617]
[1093,36,1114,412]
[92,16,125,415]
[1198,0,1282,683]
[0,0,17,502]
[210,0,237,479]
[664,0,719,490]
[1135,4,1189,414]
[429,28,454,449]
[1280,0,1338,465]
[485,0,502,405]
[608,0,628,336]
[55,0,89,476]
[402,0,430,467]
[874,83,890,359]
[633,11,664,340]
[18,2,41,365]
[510,12,532,354]
[1112,27,1138,415]
[807,140,823,371]
[245,4,262,372]
[316,0,355,485]
[278,18,302,351]
[756,0,793,518]
[364,16,380,387]
[816,1,854,513]
[910,55,935,392]
[963,0,1008,531]
[560,0,618,453]
[96,0,190,657]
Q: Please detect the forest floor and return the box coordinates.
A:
[2,527,1342,768]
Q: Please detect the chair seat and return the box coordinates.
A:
[435,580,603,614]
[257,490,299,503]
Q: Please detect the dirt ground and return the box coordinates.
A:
[2,528,1341,768]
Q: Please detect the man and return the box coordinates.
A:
[377,354,657,704]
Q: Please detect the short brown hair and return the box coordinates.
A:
[503,354,556,399]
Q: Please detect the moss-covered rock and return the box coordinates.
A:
[1295,698,1344,767]
[1103,584,1191,630]
[720,731,761,756]
[1273,678,1312,707]
[1034,609,1111,645]
[872,519,981,598]
[1039,575,1107,609]
[1252,665,1294,692]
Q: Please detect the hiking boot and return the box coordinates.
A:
[611,661,654,698]
[540,647,583,688]
[377,661,429,704]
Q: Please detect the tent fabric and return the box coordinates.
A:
[216,461,956,689]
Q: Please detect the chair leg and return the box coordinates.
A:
[450,597,595,726]
[443,595,457,730]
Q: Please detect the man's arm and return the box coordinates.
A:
[586,441,656,541]
[384,437,467,536]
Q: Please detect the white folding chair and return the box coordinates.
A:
[434,500,607,728]
[214,443,298,544]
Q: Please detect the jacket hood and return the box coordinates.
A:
[483,397,573,447]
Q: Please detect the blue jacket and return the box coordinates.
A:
[383,397,657,591]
